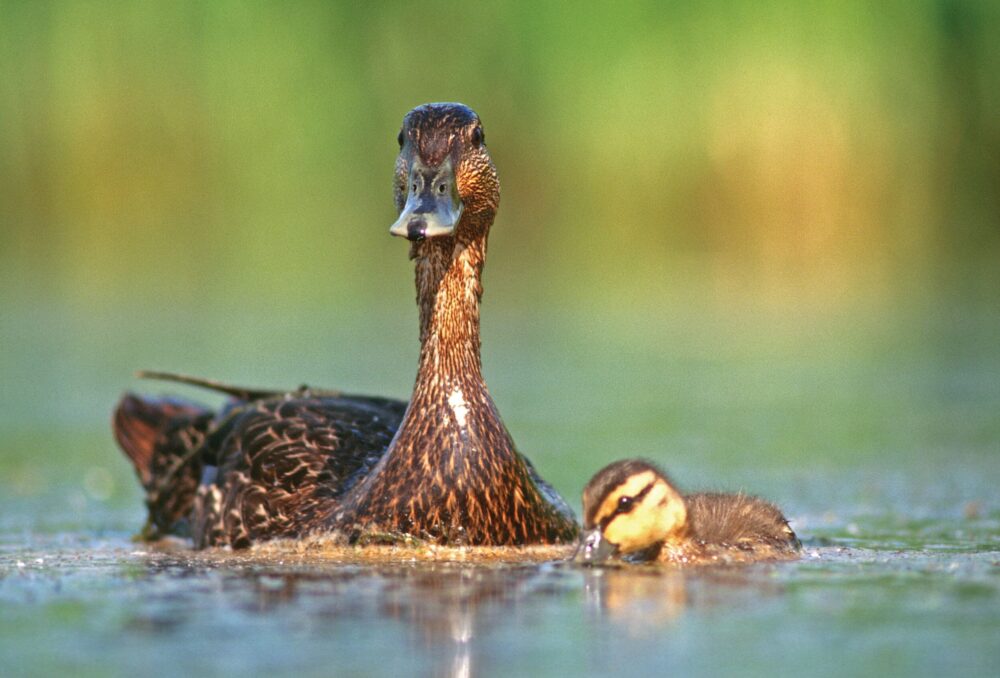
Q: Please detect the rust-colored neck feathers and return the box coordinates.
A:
[337,220,575,545]
[414,225,487,379]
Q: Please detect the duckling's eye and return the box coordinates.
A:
[397,129,405,148]
[617,496,633,513]
[471,125,484,146]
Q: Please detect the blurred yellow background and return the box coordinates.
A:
[1,2,997,507]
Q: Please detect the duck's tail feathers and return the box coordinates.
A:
[112,393,209,486]
[134,370,340,401]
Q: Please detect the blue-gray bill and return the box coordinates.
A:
[390,157,464,242]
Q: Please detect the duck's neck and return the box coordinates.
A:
[334,217,578,544]
[413,232,487,391]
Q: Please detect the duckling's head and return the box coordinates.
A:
[390,103,499,243]
[575,459,689,564]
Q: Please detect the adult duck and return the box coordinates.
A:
[574,459,799,564]
[113,103,579,548]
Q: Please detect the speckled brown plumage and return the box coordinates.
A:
[112,103,578,548]
[190,394,406,548]
[113,393,214,538]
[113,386,406,543]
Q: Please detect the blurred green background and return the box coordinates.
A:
[1,1,998,521]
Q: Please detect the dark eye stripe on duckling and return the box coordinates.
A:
[599,481,655,530]
[582,458,667,528]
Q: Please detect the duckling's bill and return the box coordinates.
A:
[573,527,618,564]
[390,157,464,241]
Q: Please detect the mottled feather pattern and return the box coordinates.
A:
[329,222,577,545]
[336,382,577,545]
[194,396,405,548]
[143,410,214,537]
[112,394,213,537]
[113,103,579,549]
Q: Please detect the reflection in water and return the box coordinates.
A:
[118,548,792,676]
[133,553,579,677]
[581,564,790,639]
[582,567,689,634]
[2,528,996,677]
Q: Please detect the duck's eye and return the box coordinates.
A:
[397,129,405,148]
[617,496,633,513]
[437,183,447,194]
[471,125,484,146]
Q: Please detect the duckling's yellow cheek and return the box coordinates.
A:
[603,511,663,554]
[645,481,687,540]
[601,480,688,554]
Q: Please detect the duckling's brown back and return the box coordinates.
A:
[685,492,799,550]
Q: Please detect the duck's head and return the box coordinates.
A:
[390,103,499,243]
[575,459,689,564]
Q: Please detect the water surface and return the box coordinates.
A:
[1,302,998,677]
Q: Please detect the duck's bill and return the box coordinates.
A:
[390,158,464,242]
[572,527,618,564]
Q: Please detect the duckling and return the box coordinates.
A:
[113,103,578,548]
[575,459,799,564]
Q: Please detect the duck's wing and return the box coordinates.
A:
[113,393,215,538]
[193,395,405,549]
[114,375,408,543]
[685,492,800,552]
